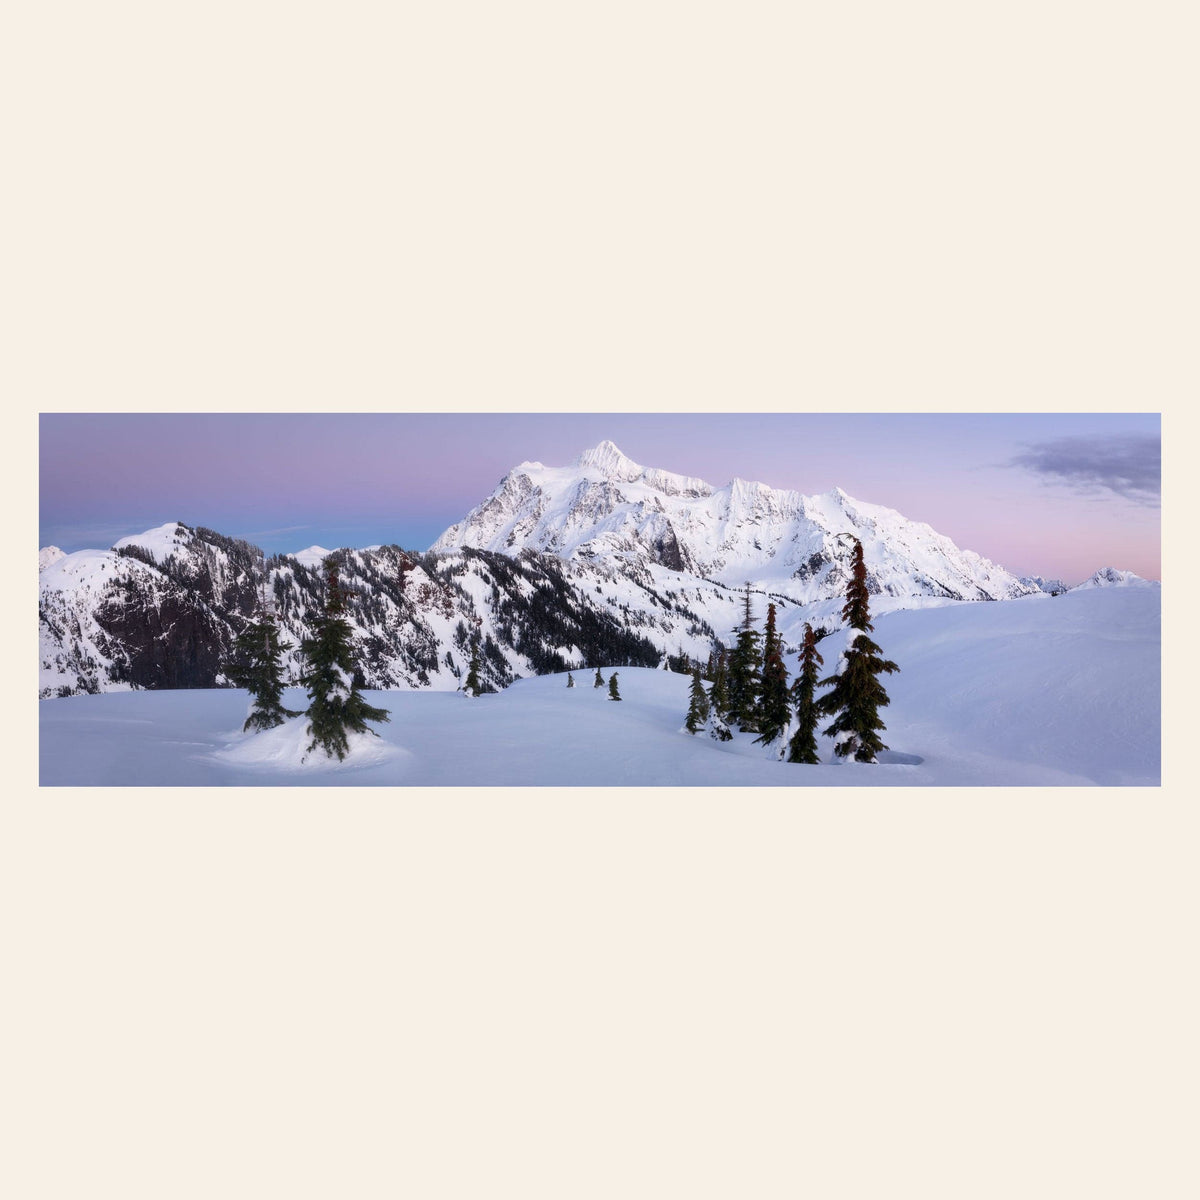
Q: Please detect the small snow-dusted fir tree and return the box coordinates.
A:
[787,622,825,764]
[567,672,576,688]
[707,649,733,741]
[227,607,301,731]
[684,667,710,733]
[300,556,390,761]
[608,672,621,701]
[708,648,729,715]
[755,602,790,745]
[727,584,763,732]
[816,539,899,763]
[463,645,482,696]
[594,666,605,688]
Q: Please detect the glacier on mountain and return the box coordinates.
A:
[432,439,1036,604]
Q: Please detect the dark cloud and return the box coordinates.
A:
[1009,434,1160,506]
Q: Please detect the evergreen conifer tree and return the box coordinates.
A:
[608,672,621,701]
[726,584,763,732]
[816,539,899,762]
[755,602,790,744]
[705,650,733,741]
[708,648,729,716]
[463,644,482,696]
[227,608,301,731]
[594,666,605,688]
[787,622,824,764]
[300,557,390,761]
[567,672,575,688]
[684,666,711,733]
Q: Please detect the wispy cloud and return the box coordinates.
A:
[1009,434,1160,506]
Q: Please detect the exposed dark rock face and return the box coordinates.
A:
[652,523,689,572]
[94,589,232,689]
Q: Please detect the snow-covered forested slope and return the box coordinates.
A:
[39,585,1160,786]
[38,523,679,698]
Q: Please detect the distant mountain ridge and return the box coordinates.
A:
[1072,566,1158,590]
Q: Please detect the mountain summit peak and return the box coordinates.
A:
[575,440,643,480]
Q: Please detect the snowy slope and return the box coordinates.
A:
[39,585,1160,787]
[432,440,1037,603]
[38,524,260,697]
[39,526,668,697]
[290,545,334,569]
[1072,567,1159,590]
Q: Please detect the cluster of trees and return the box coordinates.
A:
[226,557,390,761]
[565,667,621,699]
[225,539,896,766]
[684,539,899,764]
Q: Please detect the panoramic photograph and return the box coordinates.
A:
[38,411,1161,786]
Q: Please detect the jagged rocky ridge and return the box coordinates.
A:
[39,523,685,697]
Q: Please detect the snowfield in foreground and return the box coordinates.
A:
[39,587,1160,787]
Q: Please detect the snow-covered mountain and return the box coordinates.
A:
[1019,575,1068,595]
[1072,566,1159,590]
[39,546,66,572]
[290,545,334,569]
[433,440,1036,604]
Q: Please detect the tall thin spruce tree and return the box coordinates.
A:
[608,672,621,701]
[816,539,899,763]
[708,648,729,716]
[300,556,390,761]
[755,602,790,745]
[787,622,825,764]
[226,566,301,732]
[684,666,711,733]
[726,584,763,732]
[706,648,733,741]
[594,666,605,688]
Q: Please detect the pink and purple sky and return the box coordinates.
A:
[39,412,1160,584]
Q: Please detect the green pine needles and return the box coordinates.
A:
[755,602,790,745]
[726,584,763,732]
[463,645,482,696]
[816,539,899,762]
[227,609,302,732]
[786,623,824,764]
[684,666,711,733]
[300,557,390,761]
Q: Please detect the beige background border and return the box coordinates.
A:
[10,3,1194,1197]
